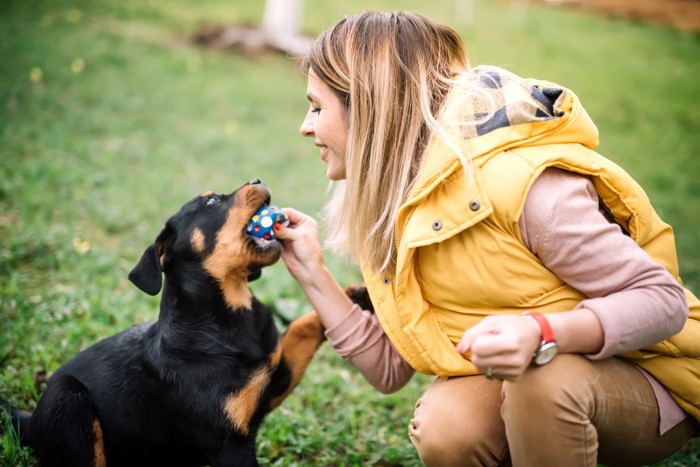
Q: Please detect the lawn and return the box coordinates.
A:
[1,0,698,465]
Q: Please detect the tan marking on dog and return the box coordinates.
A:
[203,184,280,310]
[222,365,271,435]
[156,239,166,269]
[204,199,263,309]
[269,312,325,409]
[269,343,282,369]
[202,207,252,309]
[200,191,214,197]
[93,418,106,467]
[190,227,206,255]
[219,275,252,310]
[203,245,252,309]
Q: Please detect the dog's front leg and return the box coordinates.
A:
[268,311,325,409]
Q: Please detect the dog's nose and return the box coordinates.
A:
[248,178,263,185]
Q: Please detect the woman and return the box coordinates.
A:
[275,11,700,466]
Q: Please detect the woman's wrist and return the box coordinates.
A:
[302,262,339,296]
[294,249,328,288]
[546,308,604,355]
[301,265,355,330]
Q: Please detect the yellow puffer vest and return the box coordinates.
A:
[362,67,700,421]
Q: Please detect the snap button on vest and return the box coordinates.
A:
[470,200,481,211]
[432,220,443,231]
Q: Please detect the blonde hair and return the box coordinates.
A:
[303,11,469,274]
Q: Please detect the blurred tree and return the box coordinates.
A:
[262,0,310,55]
[192,0,310,56]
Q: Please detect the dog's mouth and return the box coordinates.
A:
[249,233,278,250]
[245,198,288,250]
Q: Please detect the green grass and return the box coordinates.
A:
[1,0,698,465]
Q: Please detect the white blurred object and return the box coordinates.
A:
[263,0,302,37]
[262,0,310,56]
[455,0,475,25]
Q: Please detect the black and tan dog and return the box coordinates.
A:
[4,179,328,466]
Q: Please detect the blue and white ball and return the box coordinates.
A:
[247,205,288,240]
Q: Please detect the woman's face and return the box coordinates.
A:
[300,70,348,181]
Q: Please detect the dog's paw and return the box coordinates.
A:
[344,284,374,313]
[287,311,326,342]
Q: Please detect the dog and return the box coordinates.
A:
[3,179,329,466]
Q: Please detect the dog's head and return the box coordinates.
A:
[128,178,282,310]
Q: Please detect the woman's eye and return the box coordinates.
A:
[206,196,219,206]
[311,106,321,114]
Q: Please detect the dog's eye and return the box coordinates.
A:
[206,196,219,206]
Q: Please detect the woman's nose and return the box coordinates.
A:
[300,116,314,137]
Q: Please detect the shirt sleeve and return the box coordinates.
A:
[520,167,688,359]
[324,303,415,393]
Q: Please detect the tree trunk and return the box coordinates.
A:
[263,0,303,37]
[192,0,310,57]
[262,0,310,56]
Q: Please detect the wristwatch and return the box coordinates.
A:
[524,312,558,365]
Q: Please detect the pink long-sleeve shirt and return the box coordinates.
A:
[325,167,689,434]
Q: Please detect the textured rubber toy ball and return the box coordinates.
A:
[247,205,288,240]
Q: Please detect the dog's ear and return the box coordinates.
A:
[129,243,163,295]
[128,226,172,295]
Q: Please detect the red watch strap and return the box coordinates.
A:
[525,312,555,344]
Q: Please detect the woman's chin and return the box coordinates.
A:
[327,168,347,181]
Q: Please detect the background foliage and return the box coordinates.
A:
[1,0,698,465]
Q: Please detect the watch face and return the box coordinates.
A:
[534,342,558,365]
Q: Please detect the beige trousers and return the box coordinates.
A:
[409,355,697,466]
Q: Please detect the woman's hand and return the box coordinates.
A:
[455,314,542,381]
[274,208,325,287]
[274,207,356,331]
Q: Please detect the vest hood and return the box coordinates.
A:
[411,66,600,199]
